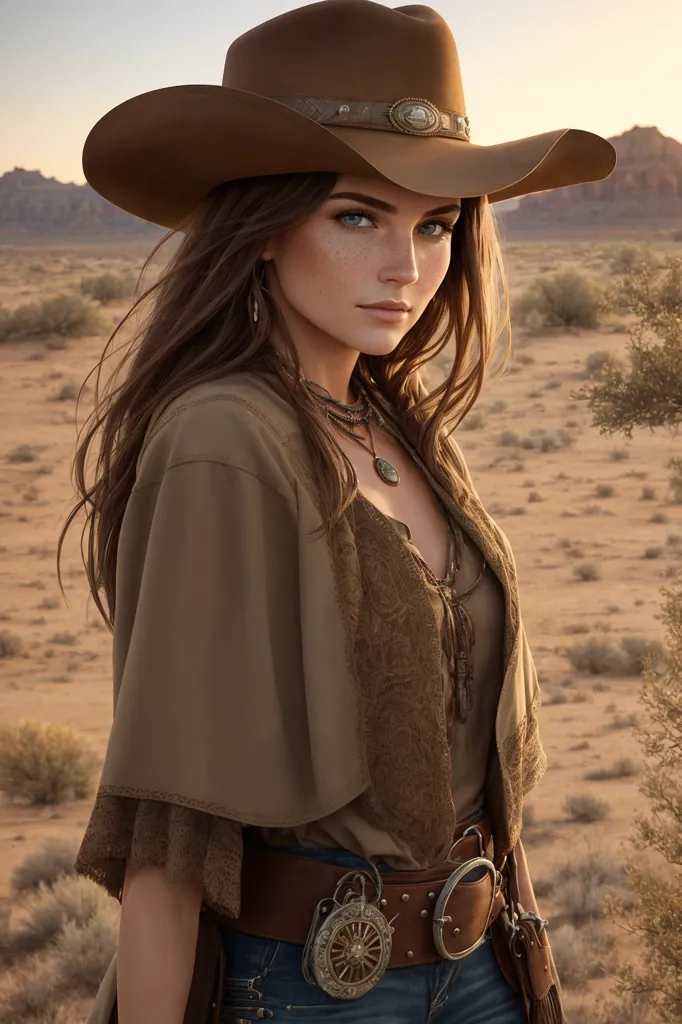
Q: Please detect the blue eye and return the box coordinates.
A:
[337,210,375,228]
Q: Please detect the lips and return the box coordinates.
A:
[359,301,411,311]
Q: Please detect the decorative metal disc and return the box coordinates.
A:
[311,902,393,999]
[375,457,400,486]
[388,97,442,136]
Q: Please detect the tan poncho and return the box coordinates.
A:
[78,369,546,1024]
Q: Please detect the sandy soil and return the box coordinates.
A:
[0,235,679,1018]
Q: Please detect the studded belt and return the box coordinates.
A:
[219,815,505,972]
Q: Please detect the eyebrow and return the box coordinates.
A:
[328,191,462,217]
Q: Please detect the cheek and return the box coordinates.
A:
[417,242,452,298]
[275,224,367,309]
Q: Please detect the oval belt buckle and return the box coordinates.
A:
[432,854,500,961]
[309,863,394,1000]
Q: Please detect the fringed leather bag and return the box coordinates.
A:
[491,848,566,1024]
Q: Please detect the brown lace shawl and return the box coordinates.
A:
[75,372,546,918]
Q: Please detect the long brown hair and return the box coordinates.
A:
[57,171,511,630]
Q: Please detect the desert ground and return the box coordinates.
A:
[0,232,679,1022]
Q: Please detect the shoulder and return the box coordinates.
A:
[134,371,301,499]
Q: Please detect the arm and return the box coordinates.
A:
[117,864,203,1024]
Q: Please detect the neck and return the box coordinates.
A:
[270,333,360,406]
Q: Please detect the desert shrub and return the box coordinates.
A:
[640,485,657,501]
[583,349,621,378]
[0,957,61,1021]
[605,581,682,1020]
[4,875,109,958]
[585,757,639,781]
[643,546,663,559]
[80,271,135,304]
[11,837,79,895]
[650,511,669,524]
[0,295,102,341]
[499,430,520,447]
[609,243,652,275]
[595,483,615,498]
[0,630,23,658]
[0,720,97,804]
[551,923,616,989]
[667,456,682,503]
[52,383,78,402]
[563,792,610,822]
[572,562,600,582]
[565,635,665,676]
[50,903,119,990]
[460,412,485,431]
[571,258,682,440]
[518,427,574,452]
[6,444,37,463]
[513,269,604,329]
[606,712,639,730]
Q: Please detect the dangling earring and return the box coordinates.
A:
[248,260,270,324]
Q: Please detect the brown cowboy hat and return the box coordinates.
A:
[82,0,617,230]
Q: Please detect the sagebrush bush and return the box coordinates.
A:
[4,875,109,959]
[0,295,102,341]
[0,720,97,804]
[668,456,682,503]
[583,349,621,379]
[51,904,119,991]
[563,792,610,822]
[80,271,135,304]
[0,630,23,659]
[513,269,604,329]
[572,562,600,582]
[11,836,79,895]
[565,635,665,676]
[609,243,652,275]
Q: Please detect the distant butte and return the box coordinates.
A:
[0,167,163,242]
[500,125,682,236]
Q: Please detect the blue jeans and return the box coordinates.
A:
[219,837,526,1024]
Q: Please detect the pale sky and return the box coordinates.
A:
[2,0,680,186]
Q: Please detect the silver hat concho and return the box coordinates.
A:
[388,97,442,136]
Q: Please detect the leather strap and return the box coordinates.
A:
[273,96,471,140]
[219,817,505,969]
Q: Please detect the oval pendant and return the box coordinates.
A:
[375,457,400,486]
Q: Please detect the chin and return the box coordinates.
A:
[348,331,406,358]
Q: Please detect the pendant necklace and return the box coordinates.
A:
[271,350,401,486]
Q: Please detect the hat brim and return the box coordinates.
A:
[82,84,617,229]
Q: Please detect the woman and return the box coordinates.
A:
[62,2,617,1023]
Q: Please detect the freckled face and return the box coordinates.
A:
[261,175,461,358]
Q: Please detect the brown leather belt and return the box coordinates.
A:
[219,816,506,969]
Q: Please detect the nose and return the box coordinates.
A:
[377,232,419,287]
